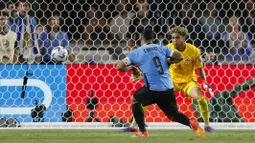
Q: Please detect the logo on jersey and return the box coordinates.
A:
[185,59,191,64]
[2,39,9,48]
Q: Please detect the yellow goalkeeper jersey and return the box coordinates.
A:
[167,43,203,84]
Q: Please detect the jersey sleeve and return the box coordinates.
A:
[194,48,203,68]
[7,33,17,63]
[31,17,38,28]
[122,49,140,66]
[38,31,46,48]
[63,32,71,51]
[13,32,17,41]
[8,19,16,32]
[164,46,174,58]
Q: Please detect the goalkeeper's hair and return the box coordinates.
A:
[170,26,189,38]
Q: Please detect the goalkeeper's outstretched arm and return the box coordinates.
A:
[198,67,214,96]
[198,68,206,81]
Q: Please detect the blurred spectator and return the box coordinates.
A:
[198,2,225,40]
[245,9,255,39]
[83,6,110,45]
[38,12,76,64]
[174,2,201,47]
[8,0,41,64]
[109,0,135,42]
[7,3,16,23]
[127,0,156,51]
[203,52,219,65]
[0,8,19,64]
[35,24,44,39]
[222,16,252,61]
[246,0,254,11]
[109,0,134,60]
[249,40,255,62]
[178,2,194,25]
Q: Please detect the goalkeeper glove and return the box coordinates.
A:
[202,81,214,96]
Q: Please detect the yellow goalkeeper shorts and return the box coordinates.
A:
[174,80,200,98]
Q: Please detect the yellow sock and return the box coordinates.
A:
[130,106,148,128]
[142,106,148,112]
[197,96,209,127]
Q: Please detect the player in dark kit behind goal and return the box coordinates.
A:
[86,90,101,122]
[116,27,205,138]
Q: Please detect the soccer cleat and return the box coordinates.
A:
[205,126,216,132]
[190,120,206,138]
[118,127,138,132]
[130,131,149,138]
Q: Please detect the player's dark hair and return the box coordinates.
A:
[47,11,61,33]
[15,0,30,7]
[0,2,6,10]
[142,27,154,41]
[0,9,10,17]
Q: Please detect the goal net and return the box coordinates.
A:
[0,0,255,129]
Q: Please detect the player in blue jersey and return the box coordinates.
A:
[116,27,205,138]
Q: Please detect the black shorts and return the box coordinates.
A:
[133,86,178,117]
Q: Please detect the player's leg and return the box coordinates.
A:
[130,86,154,137]
[120,83,182,132]
[156,89,205,138]
[128,106,148,128]
[184,81,215,132]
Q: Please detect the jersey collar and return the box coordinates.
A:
[143,43,152,46]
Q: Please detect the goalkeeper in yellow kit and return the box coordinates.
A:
[119,26,216,132]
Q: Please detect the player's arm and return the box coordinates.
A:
[13,41,19,64]
[195,49,213,94]
[197,68,206,81]
[167,51,184,64]
[32,19,41,64]
[63,33,76,63]
[195,49,206,81]
[116,49,140,76]
[165,46,184,65]
[116,57,139,74]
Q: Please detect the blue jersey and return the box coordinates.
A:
[126,44,174,91]
[8,13,40,55]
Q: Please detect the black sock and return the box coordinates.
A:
[172,113,191,127]
[132,103,146,132]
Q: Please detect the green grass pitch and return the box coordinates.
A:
[0,130,254,143]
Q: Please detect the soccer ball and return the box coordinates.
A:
[51,46,68,62]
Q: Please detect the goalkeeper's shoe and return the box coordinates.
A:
[190,120,206,138]
[118,127,138,132]
[130,131,149,138]
[205,126,216,132]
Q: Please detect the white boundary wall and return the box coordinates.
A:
[1,123,255,130]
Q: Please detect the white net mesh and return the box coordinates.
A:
[0,0,254,129]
